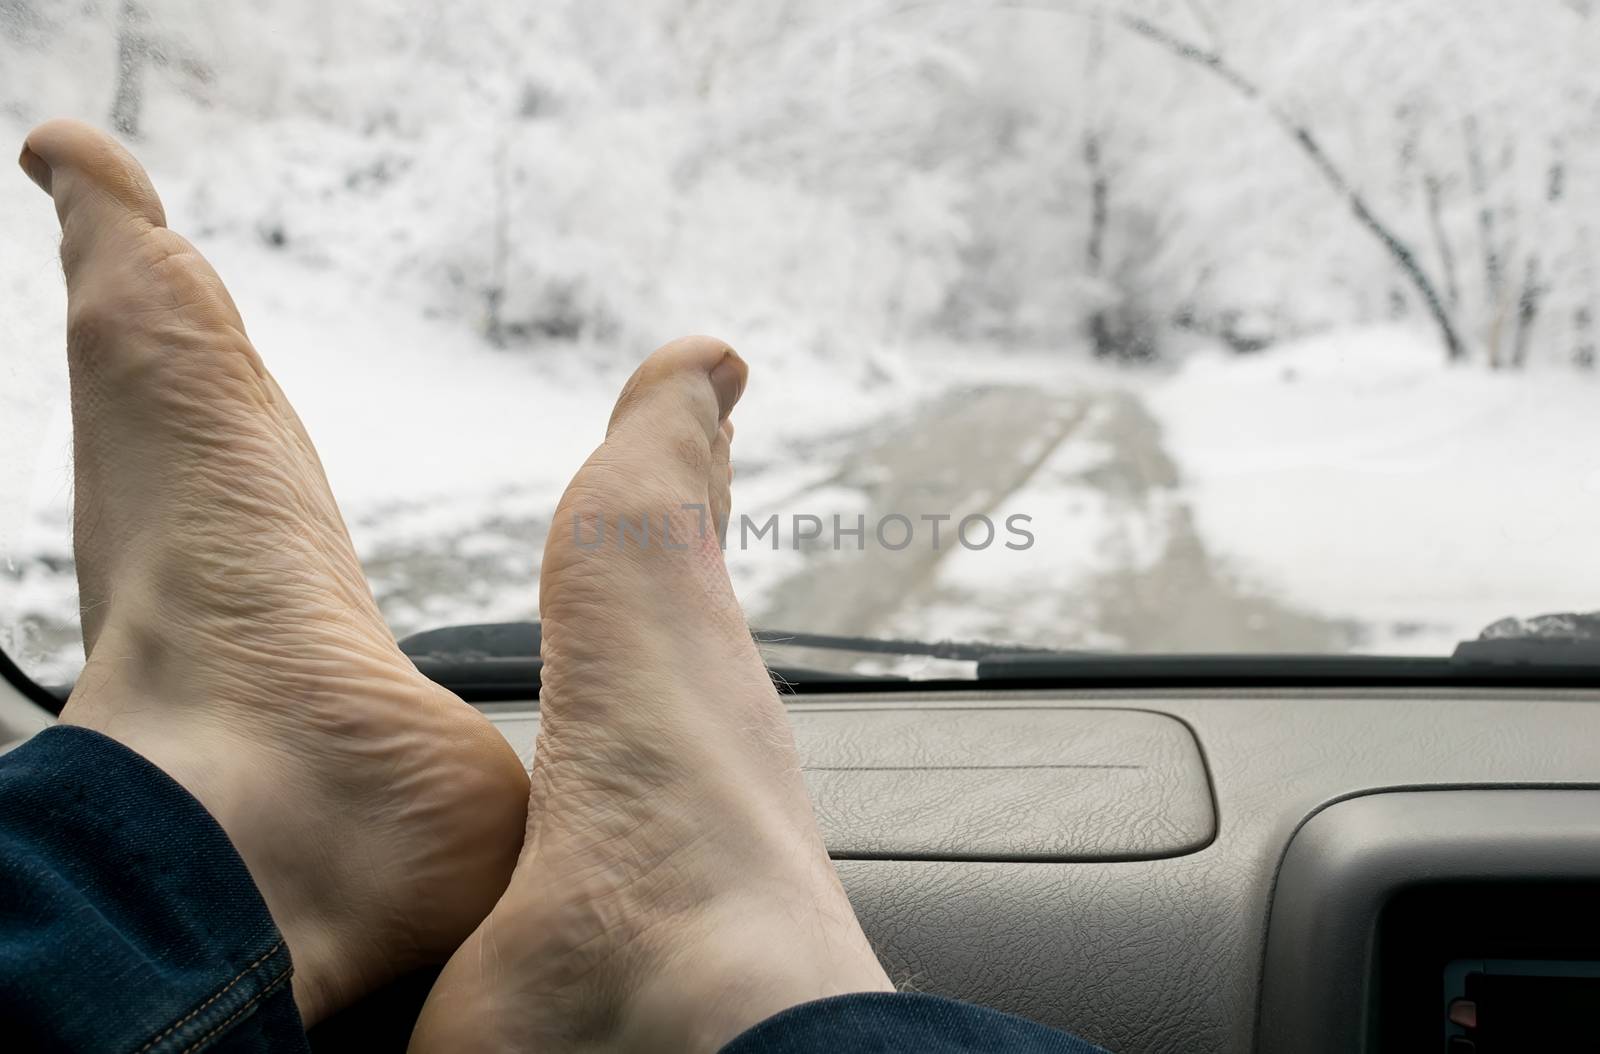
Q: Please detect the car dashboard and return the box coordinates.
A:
[466,686,1600,1054]
[9,666,1599,1052]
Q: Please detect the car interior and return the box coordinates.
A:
[6,625,1600,1053]
[5,3,1599,1052]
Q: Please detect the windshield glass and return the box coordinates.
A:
[4,0,1599,685]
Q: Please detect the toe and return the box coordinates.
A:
[606,335,746,449]
[20,118,167,229]
[556,336,746,554]
[21,119,169,279]
[22,120,247,359]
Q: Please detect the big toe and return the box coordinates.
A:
[22,118,167,230]
[542,335,746,606]
[23,119,248,380]
[22,120,255,392]
[597,333,744,502]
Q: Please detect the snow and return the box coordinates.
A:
[1149,326,1600,652]
[873,328,1600,658]
[0,199,940,679]
[3,1,1600,681]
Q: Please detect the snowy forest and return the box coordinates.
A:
[3,0,1600,680]
[5,0,1598,368]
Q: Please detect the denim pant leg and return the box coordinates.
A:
[718,992,1110,1054]
[0,725,308,1054]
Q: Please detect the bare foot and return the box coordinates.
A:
[411,338,893,1053]
[20,120,530,1026]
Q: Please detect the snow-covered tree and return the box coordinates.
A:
[3,0,1596,367]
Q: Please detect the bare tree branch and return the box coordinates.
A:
[1510,254,1544,369]
[1112,11,1469,361]
[1178,0,1222,51]
[1423,174,1461,311]
[1115,14,1258,101]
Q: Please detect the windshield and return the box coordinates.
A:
[3,0,1599,686]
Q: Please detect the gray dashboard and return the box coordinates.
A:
[485,688,1600,1053]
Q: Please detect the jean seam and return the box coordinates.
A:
[134,939,288,1054]
[176,963,295,1054]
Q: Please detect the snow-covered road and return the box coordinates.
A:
[749,382,1355,660]
[2,373,1360,686]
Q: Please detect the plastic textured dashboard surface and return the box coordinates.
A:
[483,688,1600,1054]
[1256,789,1600,1053]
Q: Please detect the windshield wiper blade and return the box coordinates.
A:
[397,620,1600,699]
[977,650,1600,687]
[976,611,1600,685]
[977,653,1452,685]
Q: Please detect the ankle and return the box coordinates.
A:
[616,895,895,1054]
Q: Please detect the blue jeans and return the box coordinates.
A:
[0,726,1106,1053]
